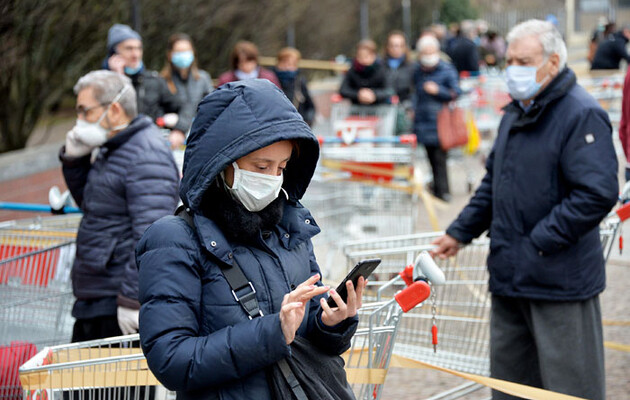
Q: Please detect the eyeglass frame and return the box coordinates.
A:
[75,102,112,119]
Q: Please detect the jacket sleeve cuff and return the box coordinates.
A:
[59,145,91,167]
[117,294,141,310]
[445,226,474,244]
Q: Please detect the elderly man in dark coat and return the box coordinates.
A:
[60,70,179,341]
[432,20,618,400]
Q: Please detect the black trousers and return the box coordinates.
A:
[424,144,450,198]
[490,295,605,400]
[72,315,122,342]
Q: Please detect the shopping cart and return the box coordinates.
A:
[302,135,419,278]
[578,72,624,128]
[0,215,79,400]
[340,204,629,399]
[19,272,434,400]
[330,97,399,139]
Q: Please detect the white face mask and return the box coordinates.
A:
[504,59,550,101]
[420,54,440,68]
[72,86,130,147]
[223,162,284,212]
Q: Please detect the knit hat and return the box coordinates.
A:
[107,24,142,55]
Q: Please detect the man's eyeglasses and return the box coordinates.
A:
[75,103,110,118]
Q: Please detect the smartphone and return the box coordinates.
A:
[327,258,381,307]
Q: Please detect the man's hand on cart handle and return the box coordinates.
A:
[430,234,461,259]
[117,306,139,335]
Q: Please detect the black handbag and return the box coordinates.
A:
[267,336,355,400]
[177,207,356,400]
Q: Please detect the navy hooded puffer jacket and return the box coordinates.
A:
[136,79,358,400]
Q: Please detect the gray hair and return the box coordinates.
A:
[416,34,440,52]
[506,19,567,70]
[74,70,137,118]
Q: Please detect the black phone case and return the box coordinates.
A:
[327,258,381,307]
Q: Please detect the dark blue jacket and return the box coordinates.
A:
[590,31,630,70]
[412,60,461,146]
[446,36,480,73]
[61,116,180,313]
[136,80,357,400]
[446,68,619,301]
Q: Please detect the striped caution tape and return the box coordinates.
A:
[605,341,630,352]
[389,355,587,400]
[343,350,587,400]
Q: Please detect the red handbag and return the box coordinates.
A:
[437,102,468,150]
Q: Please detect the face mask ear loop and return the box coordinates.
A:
[102,85,130,132]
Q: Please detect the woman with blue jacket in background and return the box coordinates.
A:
[413,34,461,202]
[136,79,364,400]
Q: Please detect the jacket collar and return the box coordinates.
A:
[193,201,320,265]
[502,67,576,129]
[102,115,152,152]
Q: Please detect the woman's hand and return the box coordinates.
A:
[280,274,329,345]
[320,276,367,327]
[423,81,439,95]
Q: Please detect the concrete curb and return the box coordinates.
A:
[0,142,63,182]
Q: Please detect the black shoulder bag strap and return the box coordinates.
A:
[175,206,308,400]
[176,205,262,319]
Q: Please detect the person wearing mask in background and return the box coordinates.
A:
[273,47,316,126]
[383,30,415,104]
[160,33,214,149]
[60,70,179,341]
[340,39,393,105]
[136,79,363,399]
[104,24,181,137]
[590,24,630,70]
[447,20,480,75]
[588,17,613,63]
[217,40,281,88]
[431,20,617,400]
[480,31,506,68]
[383,31,415,134]
[413,34,461,202]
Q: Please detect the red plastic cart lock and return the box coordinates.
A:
[432,324,438,352]
[395,280,431,313]
[399,264,414,287]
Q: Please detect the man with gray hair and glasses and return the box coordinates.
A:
[60,70,179,341]
[431,20,618,399]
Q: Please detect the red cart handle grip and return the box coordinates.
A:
[395,281,431,313]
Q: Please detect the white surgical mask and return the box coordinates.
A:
[504,60,550,101]
[72,86,130,147]
[420,54,440,68]
[223,162,284,212]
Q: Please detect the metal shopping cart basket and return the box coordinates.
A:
[303,135,419,278]
[18,271,434,400]
[1,215,79,400]
[340,203,629,398]
[330,97,399,139]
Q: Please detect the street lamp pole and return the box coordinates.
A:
[402,0,411,42]
[130,0,141,33]
[360,0,369,39]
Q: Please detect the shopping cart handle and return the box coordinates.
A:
[616,202,630,222]
[413,251,446,285]
[395,281,431,313]
[0,201,81,214]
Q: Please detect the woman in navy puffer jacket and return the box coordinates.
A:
[136,79,362,400]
